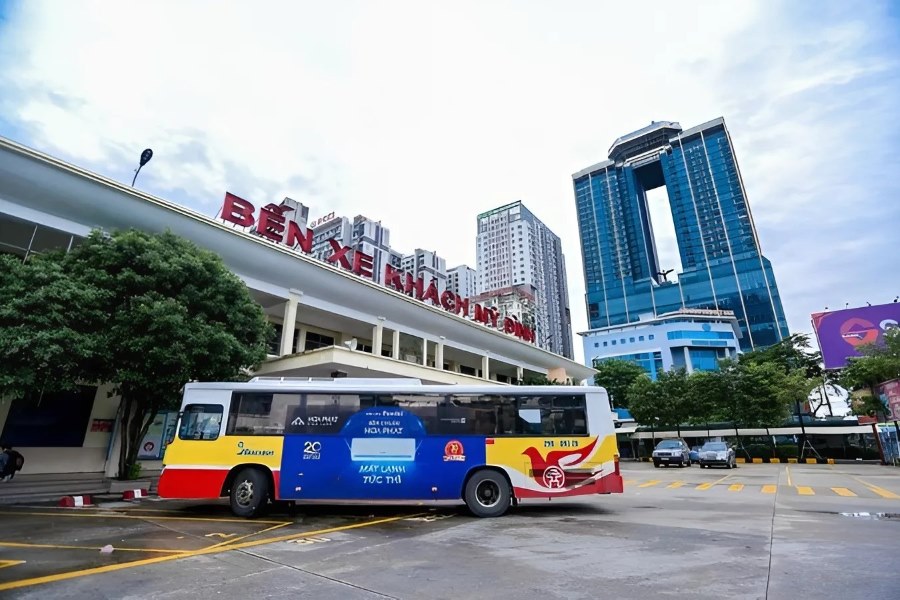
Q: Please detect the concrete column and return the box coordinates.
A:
[422,338,428,366]
[392,330,400,360]
[436,336,445,371]
[683,346,694,373]
[482,354,490,380]
[295,327,307,353]
[374,317,385,357]
[279,290,302,356]
[516,366,524,383]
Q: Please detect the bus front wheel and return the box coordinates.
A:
[464,470,511,518]
[230,468,269,518]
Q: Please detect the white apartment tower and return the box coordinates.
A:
[447,265,477,298]
[309,214,397,285]
[401,249,448,293]
[476,201,573,359]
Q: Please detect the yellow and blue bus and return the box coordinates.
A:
[158,377,623,517]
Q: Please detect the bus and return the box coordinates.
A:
[157,377,623,517]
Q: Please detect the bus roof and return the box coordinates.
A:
[182,377,606,396]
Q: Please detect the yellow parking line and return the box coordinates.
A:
[728,484,744,492]
[761,485,777,494]
[638,480,661,488]
[0,541,176,554]
[785,466,793,487]
[203,521,291,550]
[796,486,815,496]
[0,510,289,526]
[831,487,856,497]
[667,481,685,489]
[851,476,900,499]
[697,472,733,491]
[0,512,426,592]
[623,479,638,485]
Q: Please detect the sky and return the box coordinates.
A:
[0,0,898,364]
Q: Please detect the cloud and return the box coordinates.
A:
[0,0,898,363]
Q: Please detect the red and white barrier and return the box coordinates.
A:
[122,488,148,500]
[59,495,92,507]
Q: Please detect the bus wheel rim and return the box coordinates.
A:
[236,480,254,507]
[475,480,501,508]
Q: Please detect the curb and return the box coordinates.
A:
[122,488,149,500]
[59,495,93,507]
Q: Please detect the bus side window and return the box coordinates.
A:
[179,405,223,441]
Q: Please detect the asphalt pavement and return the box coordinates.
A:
[0,462,898,599]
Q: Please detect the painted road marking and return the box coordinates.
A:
[0,542,175,554]
[851,476,900,500]
[697,472,734,491]
[831,487,857,497]
[785,466,793,487]
[289,536,330,545]
[0,560,25,570]
[638,480,661,488]
[623,479,638,485]
[728,484,744,492]
[761,485,777,494]
[203,522,292,550]
[0,510,289,525]
[666,481,685,489]
[797,486,815,496]
[0,512,426,592]
[204,533,236,539]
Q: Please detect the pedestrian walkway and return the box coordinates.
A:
[0,472,160,505]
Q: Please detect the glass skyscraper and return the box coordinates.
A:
[573,118,789,351]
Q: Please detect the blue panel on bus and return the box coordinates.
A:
[279,407,486,501]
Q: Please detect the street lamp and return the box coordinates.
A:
[131,148,154,186]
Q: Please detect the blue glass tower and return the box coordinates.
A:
[573,118,789,351]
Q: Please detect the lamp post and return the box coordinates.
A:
[131,148,153,186]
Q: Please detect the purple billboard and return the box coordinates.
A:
[812,303,900,369]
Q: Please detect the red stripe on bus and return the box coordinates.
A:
[158,468,228,499]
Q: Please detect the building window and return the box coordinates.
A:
[639,336,645,341]
[305,332,335,350]
[0,386,98,447]
[629,337,635,343]
[603,341,608,347]
[648,334,655,340]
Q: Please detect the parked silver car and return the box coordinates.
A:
[651,438,692,468]
[698,441,737,469]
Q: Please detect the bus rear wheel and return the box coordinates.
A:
[230,468,269,518]
[464,470,511,518]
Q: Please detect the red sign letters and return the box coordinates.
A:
[220,193,535,343]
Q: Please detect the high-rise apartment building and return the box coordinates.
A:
[309,214,398,285]
[401,249,448,292]
[476,201,573,359]
[447,265,477,298]
[572,117,788,351]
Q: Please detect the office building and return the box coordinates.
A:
[573,117,789,352]
[476,201,574,359]
[580,309,742,380]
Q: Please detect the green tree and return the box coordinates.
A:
[840,329,900,410]
[0,253,107,398]
[625,375,658,426]
[592,358,646,409]
[739,333,822,378]
[0,230,274,478]
[688,369,729,425]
